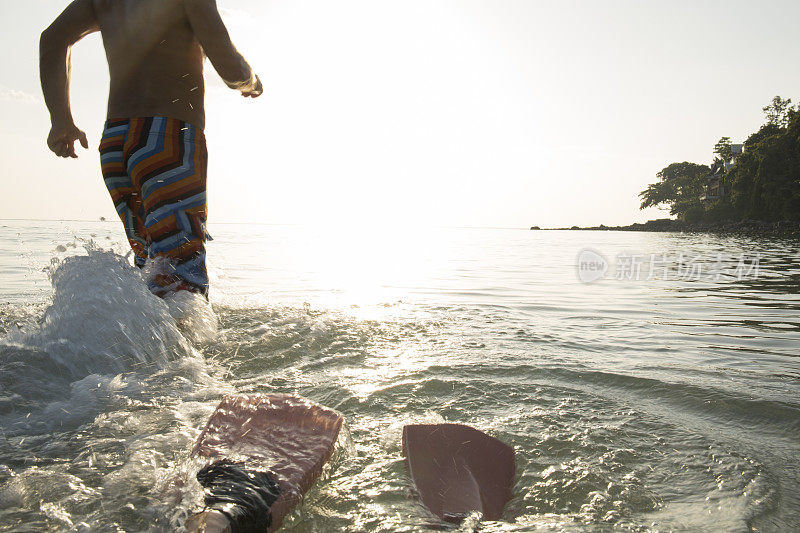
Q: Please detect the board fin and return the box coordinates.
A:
[402,423,515,522]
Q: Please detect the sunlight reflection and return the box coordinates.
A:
[338,346,429,400]
[231,224,451,313]
[305,226,435,297]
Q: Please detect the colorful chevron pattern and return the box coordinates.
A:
[100,117,210,297]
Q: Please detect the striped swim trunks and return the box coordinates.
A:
[99,117,211,297]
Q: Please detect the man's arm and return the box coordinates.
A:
[39,0,98,158]
[185,0,262,97]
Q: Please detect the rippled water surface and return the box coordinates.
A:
[0,221,798,532]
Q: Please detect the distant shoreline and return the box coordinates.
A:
[531,219,800,237]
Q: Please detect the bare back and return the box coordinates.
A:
[93,0,207,128]
[40,0,259,156]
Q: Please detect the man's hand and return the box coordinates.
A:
[40,0,97,158]
[186,0,260,96]
[241,75,263,98]
[47,122,88,158]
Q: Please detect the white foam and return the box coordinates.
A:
[25,249,190,374]
[37,373,131,430]
[1,246,223,433]
[165,290,219,345]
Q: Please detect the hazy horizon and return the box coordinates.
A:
[2,0,799,228]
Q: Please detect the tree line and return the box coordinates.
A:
[639,96,800,223]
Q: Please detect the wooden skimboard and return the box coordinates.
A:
[402,424,515,523]
[186,394,343,532]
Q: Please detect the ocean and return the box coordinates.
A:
[0,220,798,532]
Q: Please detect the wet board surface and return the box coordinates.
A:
[402,423,515,523]
[191,394,343,532]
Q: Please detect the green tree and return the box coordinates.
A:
[729,107,800,221]
[762,96,794,128]
[639,162,711,220]
[640,96,799,226]
[714,137,733,162]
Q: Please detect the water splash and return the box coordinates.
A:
[0,245,220,431]
[165,290,219,345]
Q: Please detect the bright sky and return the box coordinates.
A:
[1,0,799,228]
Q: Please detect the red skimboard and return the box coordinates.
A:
[402,424,515,523]
[186,394,343,532]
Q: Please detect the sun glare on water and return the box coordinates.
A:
[213,223,452,318]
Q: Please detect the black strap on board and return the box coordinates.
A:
[196,459,282,533]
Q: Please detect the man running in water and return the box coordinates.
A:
[40,0,262,298]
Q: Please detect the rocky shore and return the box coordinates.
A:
[531,218,800,237]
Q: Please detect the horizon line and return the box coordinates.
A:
[0,218,537,231]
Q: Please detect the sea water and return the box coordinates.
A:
[0,220,798,532]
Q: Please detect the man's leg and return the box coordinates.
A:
[124,117,210,298]
[99,119,149,267]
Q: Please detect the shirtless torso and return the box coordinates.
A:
[40,0,261,156]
